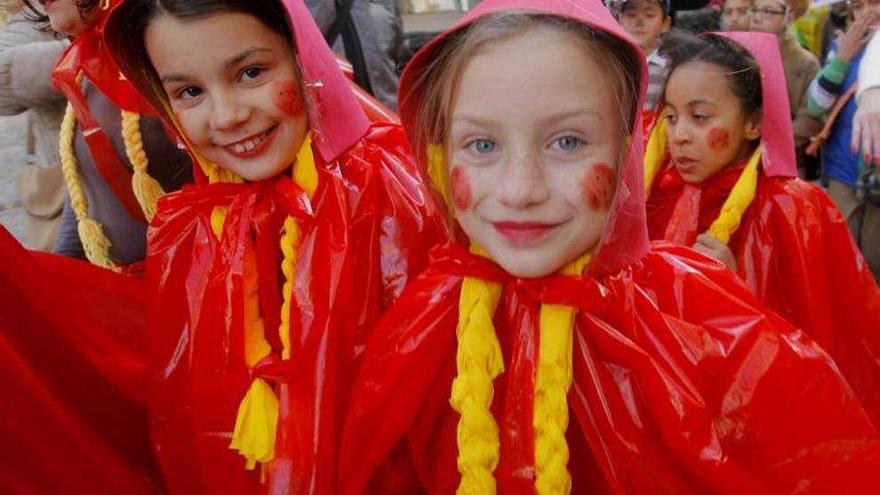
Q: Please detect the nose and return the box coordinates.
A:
[496,149,550,208]
[208,90,251,132]
[668,119,692,146]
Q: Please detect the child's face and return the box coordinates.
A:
[663,61,760,184]
[619,0,670,53]
[146,12,307,181]
[39,0,96,36]
[748,0,791,35]
[720,0,752,30]
[447,28,622,278]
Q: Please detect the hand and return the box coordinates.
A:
[836,13,876,62]
[693,233,738,272]
[854,87,880,165]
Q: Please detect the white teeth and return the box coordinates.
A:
[233,144,246,154]
[226,129,269,155]
[244,140,255,151]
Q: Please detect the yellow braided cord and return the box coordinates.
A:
[60,102,118,271]
[706,146,762,245]
[452,243,504,495]
[534,253,592,495]
[229,135,317,470]
[643,115,667,198]
[121,110,165,221]
[427,144,451,206]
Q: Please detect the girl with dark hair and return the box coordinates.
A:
[645,31,880,426]
[338,0,880,493]
[95,0,445,493]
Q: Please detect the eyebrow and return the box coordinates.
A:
[160,47,274,84]
[452,110,603,128]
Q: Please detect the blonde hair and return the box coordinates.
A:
[412,14,640,494]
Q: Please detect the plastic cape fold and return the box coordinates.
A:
[0,227,164,494]
[339,243,880,495]
[143,123,446,495]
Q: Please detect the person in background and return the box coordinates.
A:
[806,0,879,278]
[618,0,671,114]
[750,0,822,167]
[720,0,750,30]
[0,1,66,250]
[854,24,880,163]
[307,0,403,109]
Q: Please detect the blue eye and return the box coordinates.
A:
[554,135,583,151]
[466,138,497,154]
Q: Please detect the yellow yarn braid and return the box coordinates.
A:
[121,110,164,221]
[59,102,118,271]
[228,134,318,470]
[451,243,504,495]
[534,253,592,495]
[643,119,763,245]
[707,146,762,245]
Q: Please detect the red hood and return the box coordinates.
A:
[398,0,650,277]
[103,0,370,169]
[715,32,797,178]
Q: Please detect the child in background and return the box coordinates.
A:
[339,0,880,493]
[645,30,880,426]
[719,0,751,29]
[618,0,671,115]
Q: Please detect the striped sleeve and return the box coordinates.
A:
[806,56,851,118]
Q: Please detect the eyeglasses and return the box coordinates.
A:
[748,7,788,17]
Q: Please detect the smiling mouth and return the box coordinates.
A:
[492,221,562,245]
[222,125,278,159]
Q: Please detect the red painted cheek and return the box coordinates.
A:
[581,163,616,212]
[273,81,304,117]
[450,166,472,210]
[706,128,731,151]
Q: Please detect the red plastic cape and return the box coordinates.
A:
[340,244,880,494]
[100,0,448,493]
[0,227,163,494]
[645,32,880,426]
[339,1,880,492]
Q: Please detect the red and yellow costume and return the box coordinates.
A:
[338,2,880,494]
[644,32,880,427]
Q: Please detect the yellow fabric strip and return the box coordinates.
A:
[534,253,591,495]
[643,115,668,198]
[707,146,762,245]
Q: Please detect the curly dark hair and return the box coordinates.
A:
[659,30,762,118]
[21,0,101,26]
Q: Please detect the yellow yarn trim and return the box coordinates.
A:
[228,134,317,470]
[59,102,118,271]
[643,118,763,245]
[452,243,504,495]
[534,253,591,495]
[121,110,165,222]
[707,146,762,245]
[427,143,451,207]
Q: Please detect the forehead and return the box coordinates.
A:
[752,0,788,8]
[622,0,666,13]
[666,61,739,103]
[723,0,751,8]
[145,11,289,73]
[452,27,616,126]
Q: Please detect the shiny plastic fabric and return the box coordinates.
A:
[645,33,880,426]
[340,243,880,494]
[100,0,447,493]
[0,227,163,494]
[339,0,880,492]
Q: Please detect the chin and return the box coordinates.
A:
[494,252,566,279]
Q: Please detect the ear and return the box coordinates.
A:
[744,113,762,140]
[662,16,672,32]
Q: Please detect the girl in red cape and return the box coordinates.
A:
[97,0,446,493]
[338,0,880,493]
[644,31,880,427]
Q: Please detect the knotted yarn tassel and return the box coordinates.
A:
[707,146,762,245]
[534,253,592,495]
[451,244,504,495]
[121,110,164,221]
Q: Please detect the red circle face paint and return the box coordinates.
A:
[706,128,731,151]
[450,166,472,211]
[273,81,304,117]
[582,163,616,212]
